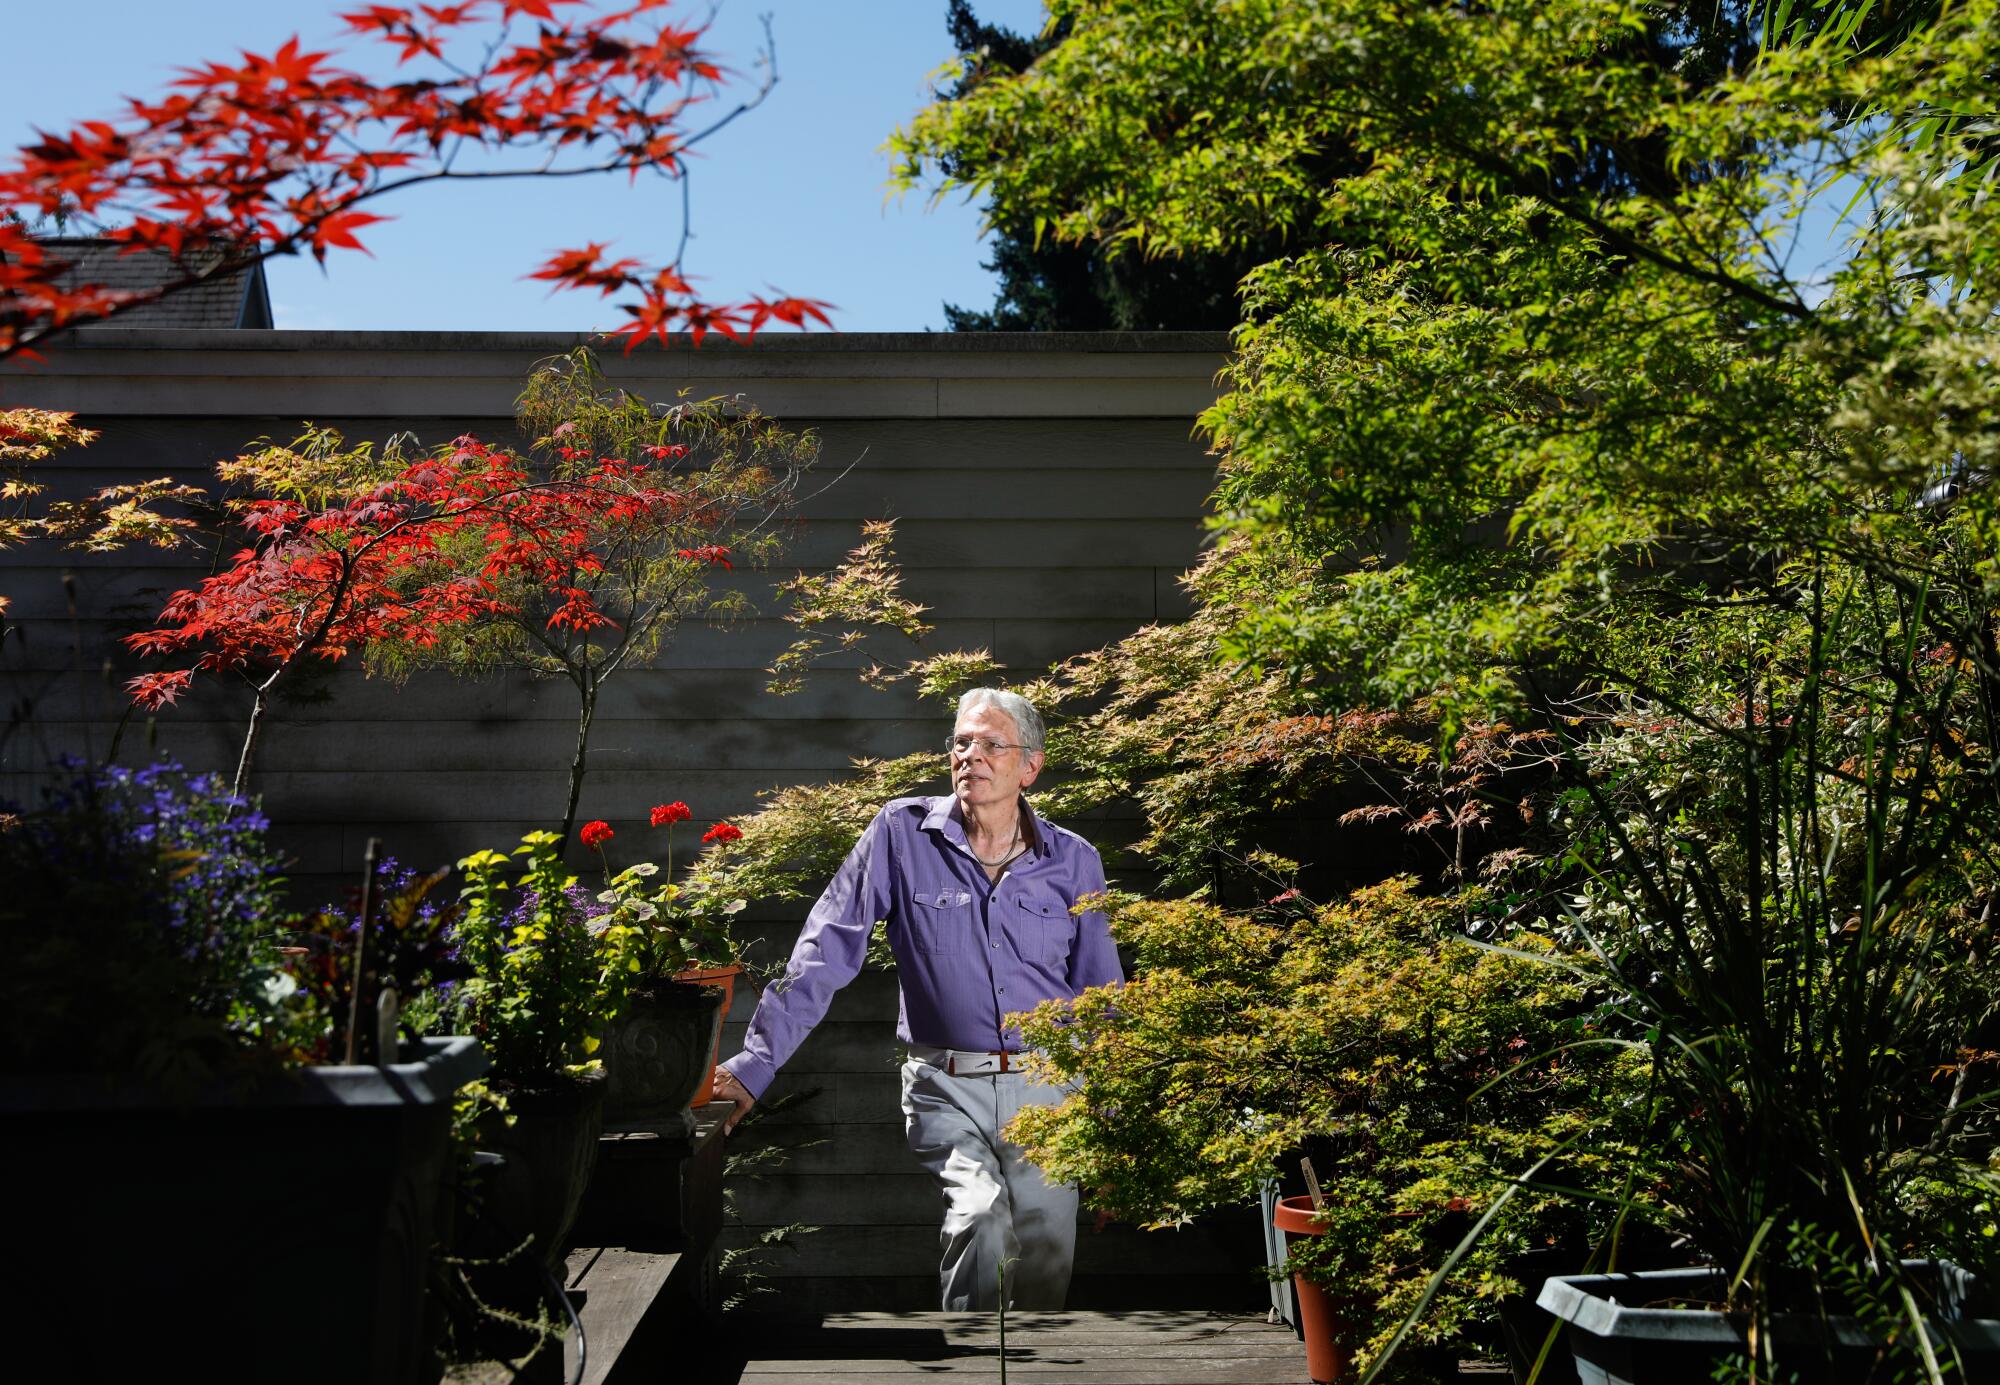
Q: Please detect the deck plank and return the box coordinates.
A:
[711,1310,1510,1382]
[742,1358,1306,1373]
[823,1310,1274,1333]
[740,1373,1308,1384]
[719,1311,1313,1384]
[740,1341,1304,1360]
[562,1245,684,1385]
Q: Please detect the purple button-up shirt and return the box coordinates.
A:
[720,794,1124,1100]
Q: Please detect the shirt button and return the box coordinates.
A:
[991,941,999,949]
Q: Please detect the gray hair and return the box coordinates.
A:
[956,687,1045,755]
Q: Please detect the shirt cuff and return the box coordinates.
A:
[721,1049,776,1102]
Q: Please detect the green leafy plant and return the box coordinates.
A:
[684,752,944,922]
[0,758,475,1077]
[1012,876,1647,1374]
[281,853,465,1065]
[574,805,746,980]
[765,518,935,695]
[0,759,304,1079]
[893,0,2000,1374]
[450,830,634,1082]
[0,407,203,563]
[1502,562,2000,1373]
[716,1088,824,1312]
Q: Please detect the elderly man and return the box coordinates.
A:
[709,687,1123,1311]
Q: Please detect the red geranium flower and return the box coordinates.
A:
[650,801,692,828]
[579,820,615,849]
[701,821,743,845]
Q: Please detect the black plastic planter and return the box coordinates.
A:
[1,1036,487,1385]
[1537,1263,2000,1385]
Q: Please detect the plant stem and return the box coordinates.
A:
[997,1257,1007,1385]
[343,837,381,1065]
[560,675,598,843]
[232,684,269,802]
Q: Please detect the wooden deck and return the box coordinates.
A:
[696,1310,1512,1383]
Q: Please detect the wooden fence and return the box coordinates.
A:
[0,328,1270,1314]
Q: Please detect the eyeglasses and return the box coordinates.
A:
[946,735,1031,759]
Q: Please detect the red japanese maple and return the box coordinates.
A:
[346,350,817,841]
[0,0,830,360]
[124,431,672,788]
[124,434,546,793]
[125,392,801,821]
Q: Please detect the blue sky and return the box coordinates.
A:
[1,0,1050,332]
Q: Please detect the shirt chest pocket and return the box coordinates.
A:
[1013,894,1073,965]
[910,888,975,954]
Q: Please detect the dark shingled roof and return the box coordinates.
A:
[37,237,273,329]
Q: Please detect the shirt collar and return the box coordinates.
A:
[924,794,1049,858]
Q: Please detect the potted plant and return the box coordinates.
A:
[577,804,749,1130]
[1520,573,2000,1382]
[0,760,487,1385]
[1270,1193,1367,1384]
[1008,875,1647,1383]
[447,828,636,1275]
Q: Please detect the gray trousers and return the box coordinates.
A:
[900,1054,1079,1311]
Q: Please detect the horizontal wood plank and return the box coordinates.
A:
[22,333,1229,420]
[2,562,1177,623]
[820,1311,1281,1339]
[19,415,1219,478]
[716,1219,1268,1280]
[562,1246,682,1385]
[738,1365,1303,1381]
[8,716,937,774]
[720,1311,1309,1385]
[3,515,1204,575]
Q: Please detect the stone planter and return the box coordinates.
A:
[473,1066,609,1273]
[1,1035,488,1385]
[601,978,726,1133]
[1537,1263,2000,1384]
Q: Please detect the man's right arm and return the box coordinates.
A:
[716,805,898,1123]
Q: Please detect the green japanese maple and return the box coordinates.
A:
[895,0,2000,1368]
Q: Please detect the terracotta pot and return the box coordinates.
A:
[602,977,725,1130]
[1273,1194,1363,1384]
[675,962,743,1107]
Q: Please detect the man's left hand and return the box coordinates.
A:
[711,1066,756,1133]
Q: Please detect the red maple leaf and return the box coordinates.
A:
[310,210,391,256]
[0,1,825,359]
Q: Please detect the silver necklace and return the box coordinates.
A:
[970,830,1023,869]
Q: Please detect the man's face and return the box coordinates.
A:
[950,704,1042,814]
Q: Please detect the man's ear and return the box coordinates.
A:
[1020,751,1045,788]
